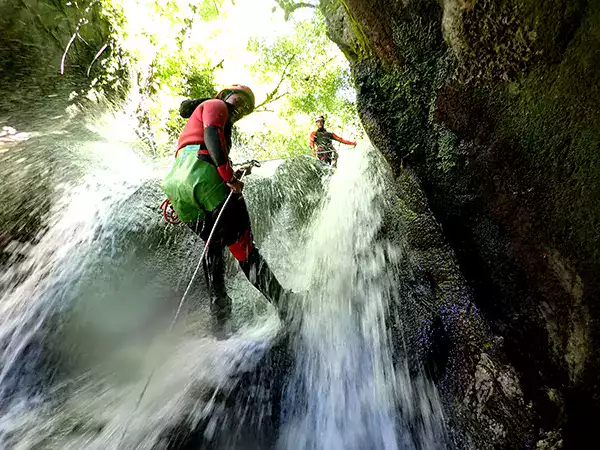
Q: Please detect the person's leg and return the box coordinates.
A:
[187,217,232,333]
[331,150,338,168]
[219,195,289,314]
[205,242,232,330]
[238,247,287,307]
[231,235,292,322]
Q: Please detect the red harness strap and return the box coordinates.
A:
[160,198,181,225]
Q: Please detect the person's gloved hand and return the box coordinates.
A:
[234,165,252,179]
[235,160,260,178]
[226,178,244,193]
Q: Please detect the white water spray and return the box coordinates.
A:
[279,147,448,449]
[0,135,448,449]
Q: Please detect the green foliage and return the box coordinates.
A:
[248,12,355,119]
[162,62,218,144]
[190,0,223,21]
[246,10,361,157]
[184,67,218,99]
[240,129,309,161]
[97,0,352,159]
[1,0,360,161]
[95,0,222,155]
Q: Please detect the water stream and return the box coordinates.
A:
[0,112,449,449]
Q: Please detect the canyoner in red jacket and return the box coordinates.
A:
[309,114,356,166]
[161,85,291,336]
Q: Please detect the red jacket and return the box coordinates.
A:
[177,99,234,183]
[309,129,355,155]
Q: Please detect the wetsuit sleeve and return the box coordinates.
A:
[202,99,235,182]
[332,133,356,146]
[309,131,316,155]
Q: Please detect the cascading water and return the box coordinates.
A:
[0,112,279,449]
[0,115,158,446]
[0,111,449,449]
[275,149,448,450]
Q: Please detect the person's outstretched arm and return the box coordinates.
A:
[332,132,356,146]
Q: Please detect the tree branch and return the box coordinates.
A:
[255,92,288,111]
[275,1,317,21]
[303,56,336,83]
[255,92,289,110]
[254,55,296,110]
[212,59,225,70]
[87,43,109,77]
[60,33,77,75]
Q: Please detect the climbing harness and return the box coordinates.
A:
[119,162,259,446]
[235,159,261,172]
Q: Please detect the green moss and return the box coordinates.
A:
[324,0,600,444]
[338,0,373,59]
[394,197,419,223]
[492,0,600,267]
[436,127,459,174]
[458,0,588,82]
[320,0,372,60]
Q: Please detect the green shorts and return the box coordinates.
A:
[161,146,228,222]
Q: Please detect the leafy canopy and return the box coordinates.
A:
[91,0,361,159]
[244,10,362,159]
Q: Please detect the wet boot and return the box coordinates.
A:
[205,244,232,339]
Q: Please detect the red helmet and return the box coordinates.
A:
[216,85,255,117]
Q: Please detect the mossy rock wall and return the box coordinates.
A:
[320,0,600,447]
[0,0,125,128]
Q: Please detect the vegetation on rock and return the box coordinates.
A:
[0,0,361,159]
[319,0,600,447]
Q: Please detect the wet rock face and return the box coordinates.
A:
[380,161,534,448]
[241,156,326,243]
[321,0,600,447]
[0,0,126,128]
